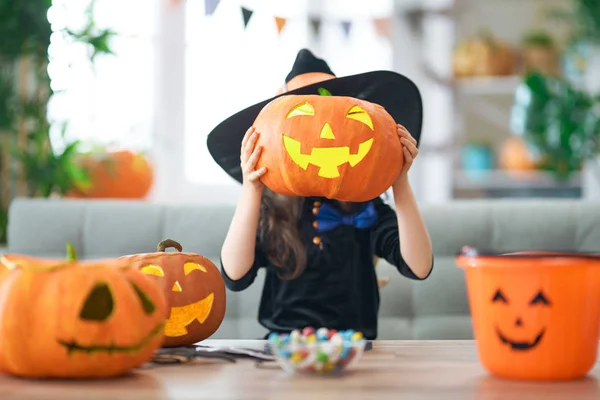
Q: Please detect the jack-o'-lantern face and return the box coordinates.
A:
[0,247,167,379]
[282,101,375,179]
[491,288,551,351]
[457,250,600,380]
[121,239,226,347]
[254,89,404,202]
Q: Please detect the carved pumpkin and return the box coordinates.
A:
[68,150,154,199]
[0,244,167,379]
[253,88,403,202]
[457,250,600,381]
[120,239,226,347]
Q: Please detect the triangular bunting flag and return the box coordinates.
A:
[275,17,287,35]
[205,0,220,16]
[341,20,352,38]
[373,17,392,40]
[309,17,321,37]
[241,7,253,28]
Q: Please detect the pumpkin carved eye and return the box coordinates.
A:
[80,283,114,322]
[140,264,164,277]
[286,102,314,118]
[184,262,207,275]
[530,291,551,306]
[491,289,508,303]
[130,281,156,315]
[346,105,373,130]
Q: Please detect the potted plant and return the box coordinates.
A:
[549,0,600,92]
[510,71,600,184]
[0,0,115,244]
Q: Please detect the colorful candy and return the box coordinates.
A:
[269,327,367,374]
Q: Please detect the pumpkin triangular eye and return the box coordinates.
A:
[491,289,508,303]
[346,105,373,130]
[287,102,314,118]
[530,291,551,306]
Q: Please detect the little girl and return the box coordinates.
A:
[210,49,433,340]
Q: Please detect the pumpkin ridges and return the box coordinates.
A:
[121,241,226,348]
[67,150,154,199]
[254,94,403,201]
[0,260,167,379]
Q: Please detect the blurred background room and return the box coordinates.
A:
[1,0,600,245]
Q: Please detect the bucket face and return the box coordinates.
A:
[457,251,600,381]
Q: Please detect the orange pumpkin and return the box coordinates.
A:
[253,89,403,202]
[499,137,538,172]
[0,244,167,379]
[457,250,600,381]
[120,239,226,347]
[68,150,153,199]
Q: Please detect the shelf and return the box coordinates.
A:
[454,169,581,191]
[455,76,522,96]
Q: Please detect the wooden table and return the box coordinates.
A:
[0,340,598,400]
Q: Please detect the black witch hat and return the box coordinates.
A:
[207,49,423,183]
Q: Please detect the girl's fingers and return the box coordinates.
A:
[403,146,414,166]
[248,167,267,181]
[242,130,259,163]
[401,137,419,158]
[241,126,255,152]
[247,145,263,168]
[398,125,417,145]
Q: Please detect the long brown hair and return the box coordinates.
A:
[257,188,357,280]
[257,189,306,280]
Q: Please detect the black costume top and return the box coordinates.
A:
[220,196,433,340]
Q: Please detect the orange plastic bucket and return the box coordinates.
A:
[457,247,600,381]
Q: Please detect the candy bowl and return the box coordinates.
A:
[267,328,367,375]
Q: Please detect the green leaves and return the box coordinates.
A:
[510,71,600,178]
[0,0,116,244]
[546,0,600,44]
[318,87,332,96]
[0,0,53,60]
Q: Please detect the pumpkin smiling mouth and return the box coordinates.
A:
[282,135,374,178]
[59,322,164,354]
[164,293,215,337]
[496,327,545,351]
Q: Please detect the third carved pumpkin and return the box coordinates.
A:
[120,239,226,347]
[253,88,403,202]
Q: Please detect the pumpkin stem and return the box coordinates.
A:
[157,239,183,252]
[66,242,78,262]
[318,87,332,96]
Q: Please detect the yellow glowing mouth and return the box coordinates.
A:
[164,293,214,337]
[282,135,374,178]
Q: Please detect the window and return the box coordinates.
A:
[46,0,395,202]
[183,0,394,187]
[47,0,158,153]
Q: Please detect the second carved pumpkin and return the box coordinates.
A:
[253,89,403,202]
[120,239,226,347]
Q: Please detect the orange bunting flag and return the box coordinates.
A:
[275,17,287,35]
[373,17,392,40]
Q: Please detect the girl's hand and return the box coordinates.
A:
[240,126,267,191]
[394,124,419,188]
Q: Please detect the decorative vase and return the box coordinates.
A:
[461,143,493,179]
